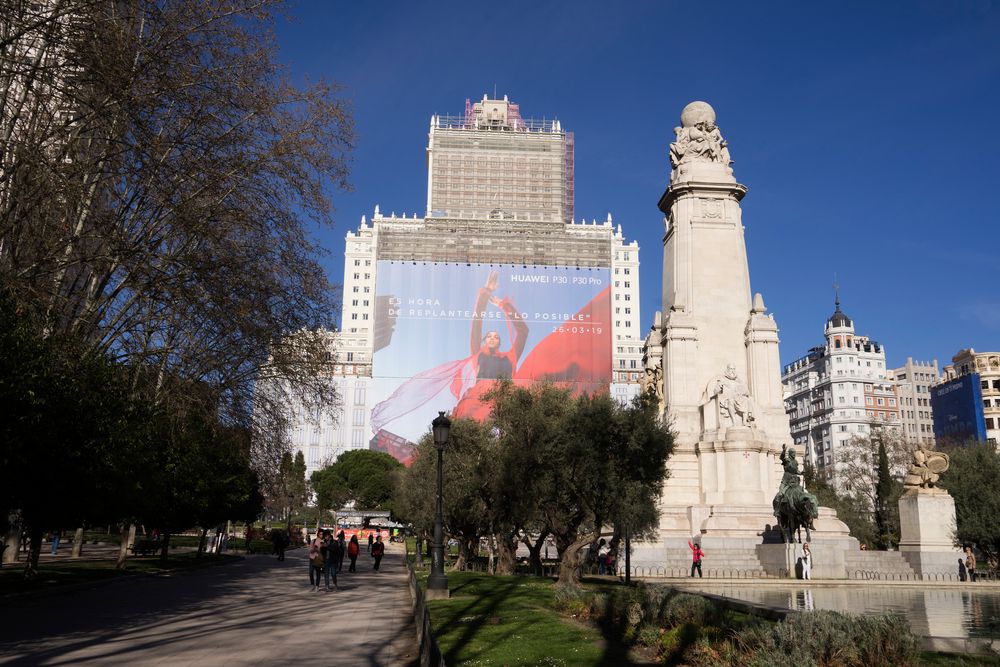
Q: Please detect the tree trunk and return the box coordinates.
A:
[556,531,599,586]
[23,525,43,580]
[116,523,136,569]
[3,511,21,564]
[496,532,518,575]
[525,531,549,576]
[70,526,84,558]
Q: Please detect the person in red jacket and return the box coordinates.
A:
[688,540,705,578]
[347,534,360,573]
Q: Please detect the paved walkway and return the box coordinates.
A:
[0,544,418,666]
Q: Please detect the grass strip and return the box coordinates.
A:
[0,552,241,596]
[419,570,612,666]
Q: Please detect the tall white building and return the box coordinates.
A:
[886,358,940,446]
[781,299,900,482]
[289,96,642,474]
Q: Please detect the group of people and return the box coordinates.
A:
[307,530,386,592]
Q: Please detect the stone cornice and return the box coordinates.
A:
[658,180,748,214]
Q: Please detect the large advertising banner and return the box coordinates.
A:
[369,262,612,458]
[930,373,987,444]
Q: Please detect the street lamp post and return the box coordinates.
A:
[427,411,451,600]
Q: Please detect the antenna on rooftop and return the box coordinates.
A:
[493,83,497,99]
[833,272,840,308]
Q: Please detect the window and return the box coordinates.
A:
[354,386,365,404]
[352,430,364,447]
[352,408,364,427]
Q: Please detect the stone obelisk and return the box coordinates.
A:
[637,102,853,573]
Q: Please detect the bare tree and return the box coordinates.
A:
[1,0,352,473]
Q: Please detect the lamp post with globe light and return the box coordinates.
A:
[427,411,451,599]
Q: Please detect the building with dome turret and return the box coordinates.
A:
[781,298,901,483]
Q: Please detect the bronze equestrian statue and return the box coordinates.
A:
[772,445,819,544]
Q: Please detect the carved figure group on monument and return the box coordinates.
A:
[902,445,950,490]
[704,363,757,429]
[772,445,819,544]
[668,101,732,174]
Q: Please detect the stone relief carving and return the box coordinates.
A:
[703,363,757,428]
[641,363,664,403]
[668,101,732,170]
[903,446,950,489]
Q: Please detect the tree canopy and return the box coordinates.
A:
[939,443,1000,569]
[395,382,674,584]
[312,450,404,516]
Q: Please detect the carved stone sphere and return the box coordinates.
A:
[680,101,716,128]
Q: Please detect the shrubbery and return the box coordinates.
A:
[555,582,922,666]
[732,609,920,666]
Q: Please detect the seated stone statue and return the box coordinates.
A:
[903,446,950,489]
[706,363,756,428]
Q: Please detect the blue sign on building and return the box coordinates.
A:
[930,374,987,444]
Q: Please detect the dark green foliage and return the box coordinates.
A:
[874,437,895,549]
[807,476,877,548]
[312,449,404,514]
[940,443,1000,568]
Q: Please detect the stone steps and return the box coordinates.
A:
[843,550,917,579]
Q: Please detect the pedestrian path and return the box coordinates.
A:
[0,544,417,666]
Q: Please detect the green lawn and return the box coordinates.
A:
[0,552,241,596]
[416,569,997,667]
[420,570,632,666]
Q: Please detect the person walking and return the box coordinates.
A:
[309,532,325,592]
[597,539,609,575]
[688,539,704,578]
[244,525,254,554]
[50,529,61,555]
[337,531,347,573]
[321,530,339,590]
[347,534,360,572]
[371,535,385,571]
[367,530,374,553]
[801,543,812,580]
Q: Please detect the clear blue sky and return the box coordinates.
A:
[273,1,1000,369]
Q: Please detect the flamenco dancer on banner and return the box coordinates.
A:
[370,270,528,431]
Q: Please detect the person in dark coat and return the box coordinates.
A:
[371,535,385,571]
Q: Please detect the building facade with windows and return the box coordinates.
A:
[781,299,900,483]
[939,348,1000,446]
[288,96,641,475]
[886,357,940,446]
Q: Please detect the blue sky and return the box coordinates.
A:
[273,1,1000,369]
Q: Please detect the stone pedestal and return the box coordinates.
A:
[898,488,963,577]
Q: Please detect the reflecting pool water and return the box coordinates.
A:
[670,583,1000,639]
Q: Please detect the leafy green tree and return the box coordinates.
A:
[0,296,153,576]
[312,449,403,515]
[874,437,895,548]
[939,444,1000,569]
[394,420,496,569]
[489,382,673,585]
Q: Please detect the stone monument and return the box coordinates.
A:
[633,101,855,577]
[898,446,962,576]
